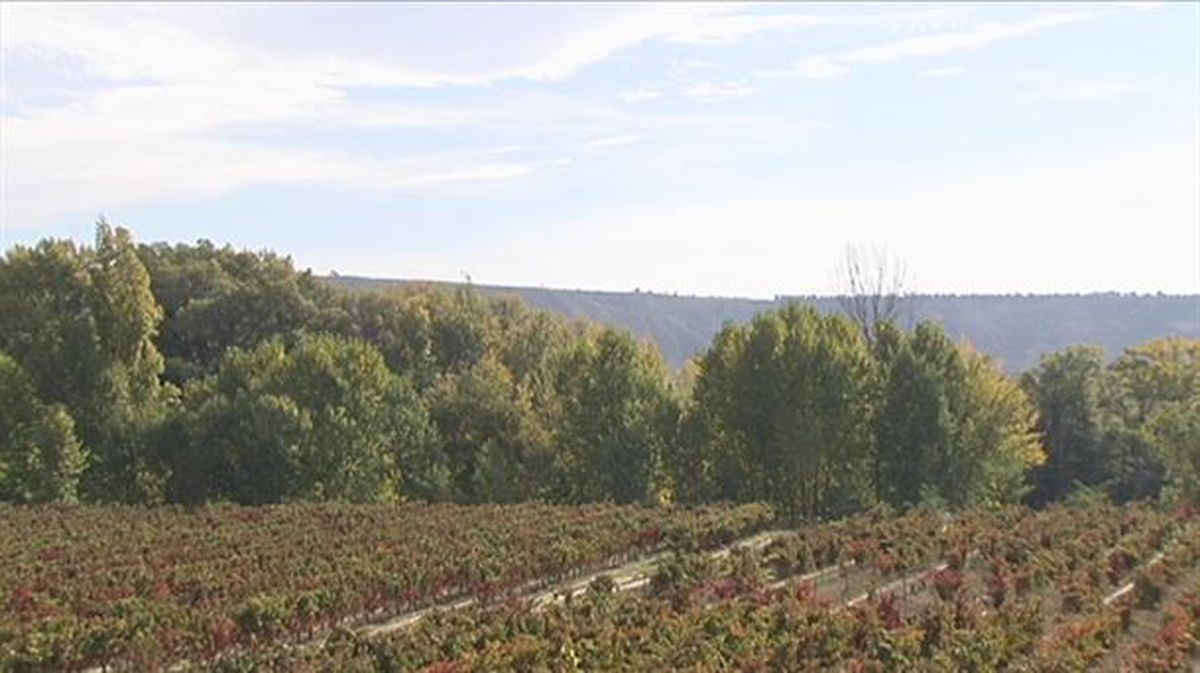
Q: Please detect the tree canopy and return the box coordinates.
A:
[1,222,1191,513]
[173,333,435,504]
[0,353,86,503]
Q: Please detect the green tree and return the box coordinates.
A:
[331,290,442,387]
[0,238,104,429]
[428,356,550,503]
[1103,337,1199,502]
[0,222,172,502]
[176,334,438,504]
[336,283,496,380]
[88,223,174,501]
[552,328,678,504]
[337,287,573,504]
[1148,396,1200,505]
[426,286,494,375]
[873,322,962,508]
[138,240,342,384]
[873,322,1042,509]
[0,353,87,503]
[330,287,573,392]
[1110,337,1200,422]
[1019,338,1199,505]
[675,327,749,505]
[1020,346,1112,504]
[685,305,877,518]
[954,345,1045,506]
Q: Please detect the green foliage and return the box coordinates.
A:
[327,285,502,386]
[1061,482,1111,509]
[1147,395,1200,504]
[175,334,437,504]
[551,328,679,504]
[1021,346,1112,504]
[333,278,1199,375]
[1110,337,1200,422]
[88,224,175,502]
[328,290,444,387]
[1022,337,1199,505]
[683,304,877,518]
[874,322,965,508]
[428,355,547,503]
[0,222,172,502]
[648,551,714,600]
[1,223,1189,512]
[342,287,577,504]
[0,353,87,503]
[954,345,1045,506]
[138,239,342,384]
[682,310,1042,517]
[1103,338,1198,502]
[873,323,1043,510]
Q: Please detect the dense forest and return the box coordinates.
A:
[1,223,1196,514]
[332,276,1199,372]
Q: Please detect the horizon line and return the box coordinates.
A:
[326,274,1200,304]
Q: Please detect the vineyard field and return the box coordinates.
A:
[0,503,771,671]
[2,502,1198,672]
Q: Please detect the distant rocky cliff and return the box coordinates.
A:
[329,276,1199,372]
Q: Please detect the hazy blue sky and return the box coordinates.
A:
[2,2,1197,297]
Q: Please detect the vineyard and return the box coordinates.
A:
[3,502,1199,672]
[0,503,772,671]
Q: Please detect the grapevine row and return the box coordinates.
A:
[0,503,772,671]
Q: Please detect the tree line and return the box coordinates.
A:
[1,223,1195,515]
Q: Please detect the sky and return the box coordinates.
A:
[1,2,1197,298]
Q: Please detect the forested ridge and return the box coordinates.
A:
[1,223,1196,514]
[330,275,1199,372]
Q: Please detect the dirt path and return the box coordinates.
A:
[1091,565,1200,672]
[360,528,789,637]
[89,529,790,673]
[840,560,951,609]
[1088,524,1200,673]
[759,544,958,611]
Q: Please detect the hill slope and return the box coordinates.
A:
[328,276,1198,372]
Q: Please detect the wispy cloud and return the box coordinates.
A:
[791,10,1099,79]
[465,141,1198,297]
[300,5,844,88]
[381,162,536,188]
[2,112,545,226]
[1019,79,1157,102]
[486,145,531,155]
[846,11,1092,65]
[343,105,483,128]
[585,134,641,148]
[617,89,663,104]
[3,0,1193,281]
[0,2,849,225]
[0,4,585,224]
[790,57,850,80]
[682,81,755,102]
[919,65,966,78]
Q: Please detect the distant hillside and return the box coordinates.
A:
[328,276,1199,372]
